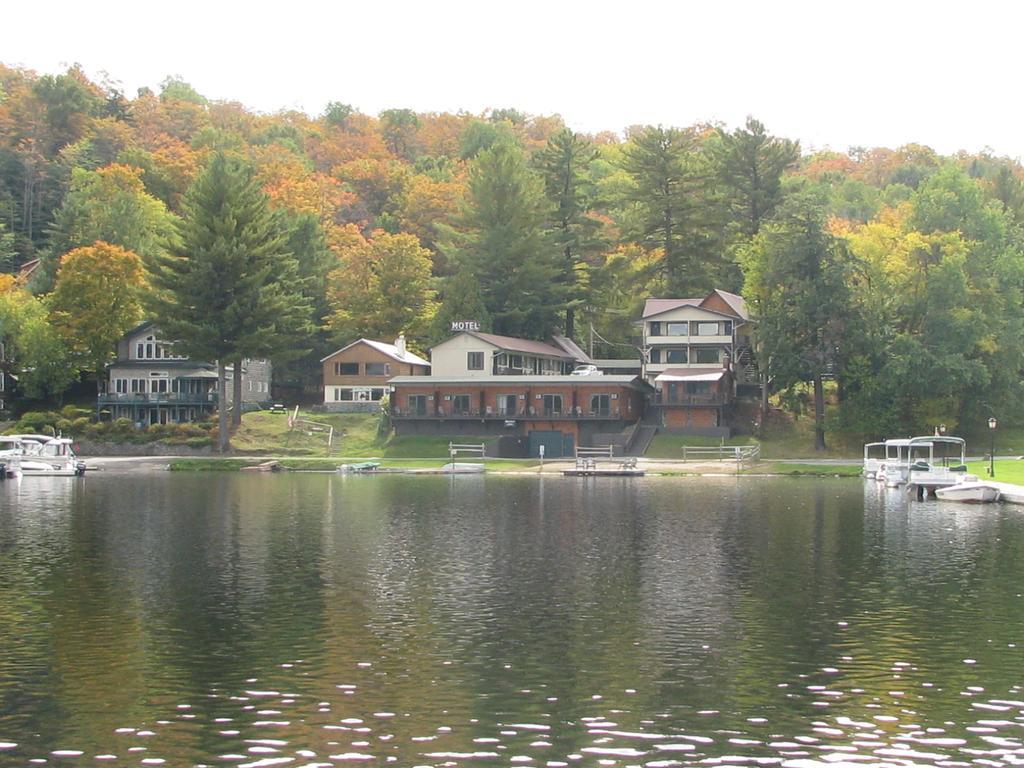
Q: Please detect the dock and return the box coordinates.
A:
[986,481,1024,505]
[563,456,645,478]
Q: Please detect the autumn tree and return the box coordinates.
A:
[49,241,148,390]
[326,230,436,343]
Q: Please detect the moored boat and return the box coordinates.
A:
[935,482,1000,504]
[17,438,86,477]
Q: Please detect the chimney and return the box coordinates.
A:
[395,334,406,358]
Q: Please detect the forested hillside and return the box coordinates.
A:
[2,64,1023,441]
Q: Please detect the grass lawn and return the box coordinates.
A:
[230,411,499,459]
[966,459,1024,484]
[752,462,863,477]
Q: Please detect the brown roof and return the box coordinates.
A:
[462,332,574,359]
[642,290,749,321]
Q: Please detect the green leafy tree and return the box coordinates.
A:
[147,153,309,448]
[380,108,419,159]
[742,191,856,450]
[429,268,491,345]
[0,285,76,400]
[536,129,604,338]
[440,141,564,338]
[42,163,177,291]
[49,241,147,392]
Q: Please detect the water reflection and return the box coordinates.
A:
[0,473,1022,765]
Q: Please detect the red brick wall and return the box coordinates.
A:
[392,382,643,419]
[663,407,719,429]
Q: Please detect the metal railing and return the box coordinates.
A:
[98,392,217,405]
[391,407,622,420]
[681,444,761,470]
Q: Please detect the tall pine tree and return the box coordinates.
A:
[536,128,604,339]
[623,126,709,294]
[147,153,310,449]
[440,141,564,338]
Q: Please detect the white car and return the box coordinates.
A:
[570,365,602,376]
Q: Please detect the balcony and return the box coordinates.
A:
[391,406,624,421]
[98,392,218,407]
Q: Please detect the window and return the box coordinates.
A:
[335,362,359,376]
[590,394,610,415]
[467,351,484,370]
[336,388,353,401]
[115,379,127,394]
[136,343,144,358]
[452,394,472,415]
[365,363,390,376]
[649,322,661,336]
[694,322,721,336]
[408,394,428,416]
[666,322,688,335]
[694,347,720,364]
[497,394,518,415]
[723,321,732,335]
[649,348,661,363]
[371,388,385,400]
[542,394,562,415]
[666,348,688,363]
[687,381,711,395]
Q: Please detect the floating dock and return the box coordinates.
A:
[563,467,645,477]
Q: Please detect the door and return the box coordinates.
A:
[529,430,570,458]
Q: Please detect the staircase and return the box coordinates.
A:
[735,344,759,385]
[626,424,658,456]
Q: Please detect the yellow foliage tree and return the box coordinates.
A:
[49,241,147,390]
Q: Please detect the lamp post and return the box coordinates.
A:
[988,417,997,478]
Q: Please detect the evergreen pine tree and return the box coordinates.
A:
[147,153,310,448]
[441,141,564,338]
[536,129,604,339]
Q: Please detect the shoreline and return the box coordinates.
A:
[83,455,863,478]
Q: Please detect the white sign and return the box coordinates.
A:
[451,320,481,332]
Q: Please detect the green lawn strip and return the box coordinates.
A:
[966,459,1024,484]
[751,462,863,477]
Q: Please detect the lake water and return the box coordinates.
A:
[0,473,1022,767]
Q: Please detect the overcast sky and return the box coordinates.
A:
[5,0,1021,159]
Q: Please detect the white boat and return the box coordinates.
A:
[936,482,1001,504]
[863,441,886,478]
[441,462,484,474]
[874,435,969,489]
[17,438,86,477]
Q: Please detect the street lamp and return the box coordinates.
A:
[988,417,997,478]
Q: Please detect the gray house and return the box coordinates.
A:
[98,321,272,426]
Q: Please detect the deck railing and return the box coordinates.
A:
[391,407,622,420]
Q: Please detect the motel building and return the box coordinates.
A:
[388,327,653,458]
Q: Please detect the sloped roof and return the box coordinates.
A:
[704,289,749,320]
[550,335,593,363]
[320,338,430,367]
[642,290,750,321]
[447,331,575,359]
[642,298,702,319]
